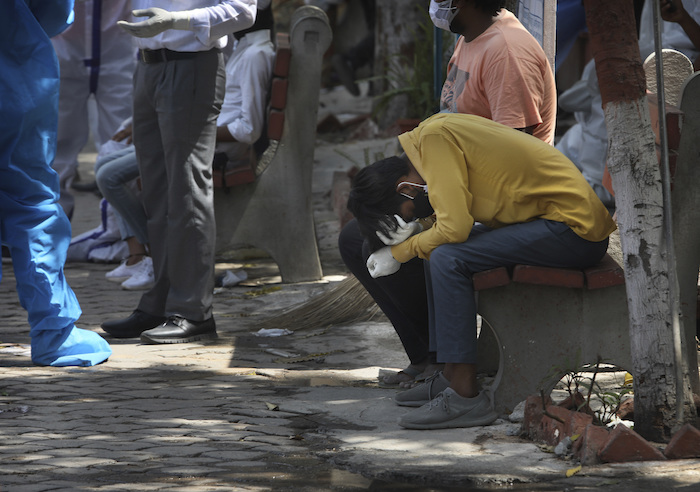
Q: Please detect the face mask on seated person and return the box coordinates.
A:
[411,190,435,219]
[429,0,460,32]
[397,181,435,219]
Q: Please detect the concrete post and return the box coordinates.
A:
[214,6,331,283]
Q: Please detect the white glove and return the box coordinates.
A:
[118,8,191,38]
[366,247,401,278]
[376,215,423,246]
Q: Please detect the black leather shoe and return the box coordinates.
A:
[140,316,217,344]
[101,310,166,339]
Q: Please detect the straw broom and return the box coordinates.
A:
[254,275,382,331]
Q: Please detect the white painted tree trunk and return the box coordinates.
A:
[585,0,697,441]
[605,99,696,440]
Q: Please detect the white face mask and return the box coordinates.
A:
[429,0,460,32]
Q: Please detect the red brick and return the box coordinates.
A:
[664,423,700,459]
[557,391,586,410]
[223,161,255,187]
[616,397,635,420]
[273,33,291,77]
[521,394,552,439]
[267,110,285,141]
[473,267,510,291]
[538,405,571,446]
[599,424,667,463]
[574,423,610,465]
[566,410,594,439]
[584,254,625,289]
[512,265,585,288]
[647,93,683,151]
[269,77,288,110]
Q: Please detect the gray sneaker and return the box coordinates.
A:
[398,388,499,429]
[394,371,450,407]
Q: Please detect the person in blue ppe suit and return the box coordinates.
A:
[0,0,112,367]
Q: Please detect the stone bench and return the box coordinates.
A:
[476,71,700,415]
[213,5,331,283]
[474,254,631,414]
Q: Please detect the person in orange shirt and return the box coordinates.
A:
[439,1,556,144]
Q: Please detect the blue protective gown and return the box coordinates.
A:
[0,0,112,366]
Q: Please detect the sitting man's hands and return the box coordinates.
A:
[366,247,401,278]
[118,8,191,38]
[376,215,423,246]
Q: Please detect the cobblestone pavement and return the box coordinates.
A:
[2,87,700,491]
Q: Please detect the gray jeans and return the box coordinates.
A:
[425,220,609,364]
[132,49,225,321]
[94,147,148,245]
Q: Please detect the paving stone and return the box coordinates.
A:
[137,445,219,457]
[3,482,78,492]
[79,440,154,452]
[0,452,54,463]
[31,456,118,468]
[110,451,162,462]
[137,435,211,445]
[159,466,222,477]
[0,444,50,455]
[199,450,267,461]
[0,463,55,474]
[213,460,268,468]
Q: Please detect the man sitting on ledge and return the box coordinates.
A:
[347,112,616,429]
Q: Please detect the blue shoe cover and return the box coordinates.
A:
[31,327,112,367]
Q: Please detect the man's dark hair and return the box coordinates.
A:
[347,156,410,251]
[473,0,507,16]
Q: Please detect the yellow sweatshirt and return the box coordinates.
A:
[392,113,617,263]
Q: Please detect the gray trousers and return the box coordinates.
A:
[132,49,225,321]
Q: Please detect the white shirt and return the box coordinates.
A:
[639,0,700,62]
[217,30,275,149]
[128,0,257,51]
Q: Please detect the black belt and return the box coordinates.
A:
[139,48,201,64]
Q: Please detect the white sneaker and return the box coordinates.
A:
[120,256,155,290]
[105,257,146,282]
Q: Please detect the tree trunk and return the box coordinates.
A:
[583,0,697,441]
[373,0,427,128]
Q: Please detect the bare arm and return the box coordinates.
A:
[661,0,700,68]
[216,125,237,143]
